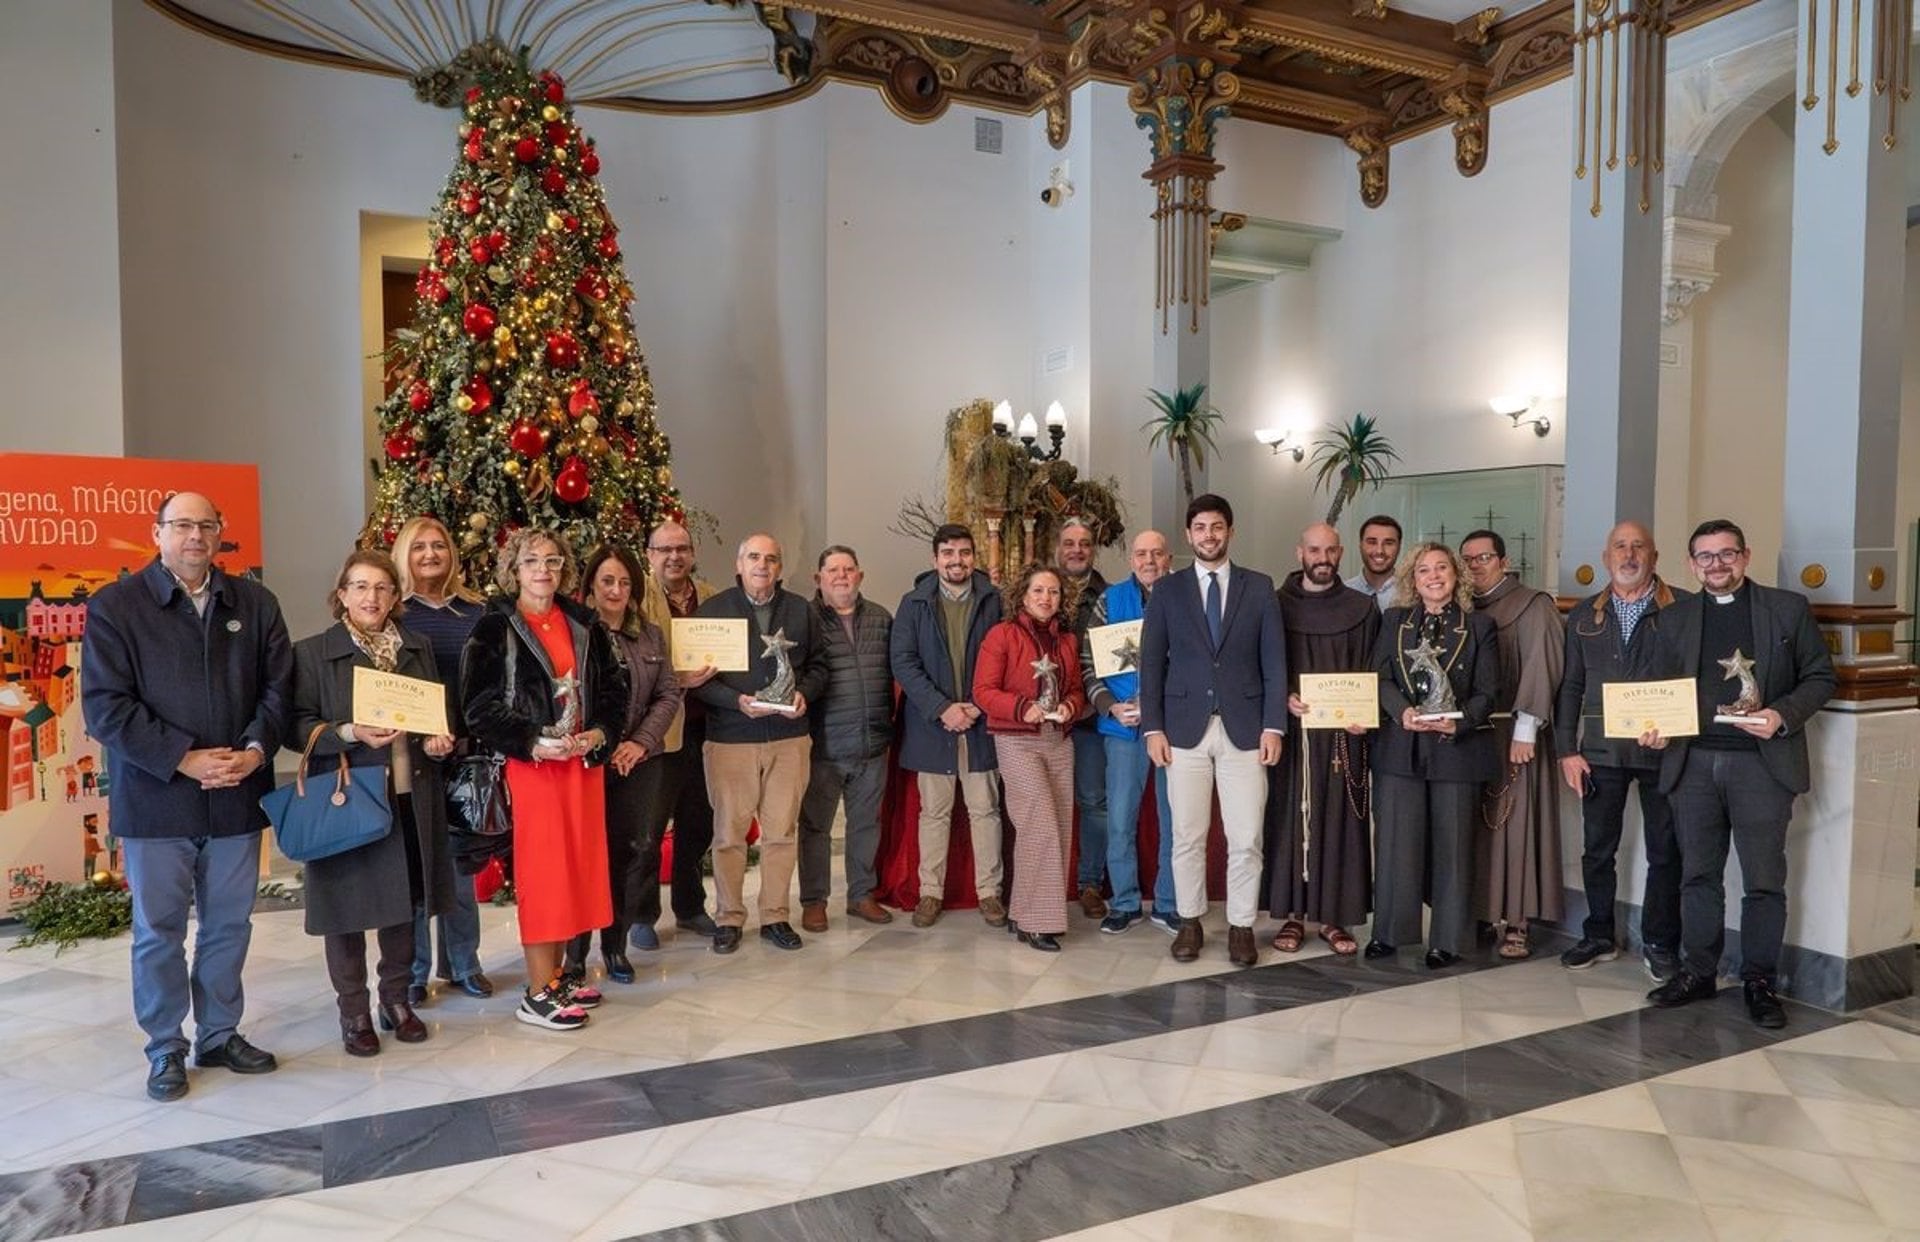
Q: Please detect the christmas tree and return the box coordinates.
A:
[367,42,678,579]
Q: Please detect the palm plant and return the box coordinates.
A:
[1142,383,1224,506]
[1310,413,1399,526]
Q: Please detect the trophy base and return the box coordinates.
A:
[1712,714,1765,725]
[751,700,803,714]
[1414,711,1464,721]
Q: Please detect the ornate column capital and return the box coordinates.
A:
[1342,122,1390,209]
[1662,213,1731,325]
[1019,43,1073,149]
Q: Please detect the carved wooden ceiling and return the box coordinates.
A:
[152,0,1760,185]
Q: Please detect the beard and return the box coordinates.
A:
[1303,562,1338,585]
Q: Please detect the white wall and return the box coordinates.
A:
[1,0,123,455]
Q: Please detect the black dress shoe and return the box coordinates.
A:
[378,1002,430,1043]
[1018,930,1062,952]
[341,1014,380,1058]
[407,982,430,1006]
[452,973,494,999]
[712,926,742,955]
[1648,971,1717,1008]
[1743,979,1787,1029]
[603,952,635,984]
[195,1034,278,1074]
[760,922,804,951]
[1424,949,1461,971]
[677,913,720,938]
[147,1052,188,1101]
[1363,939,1395,960]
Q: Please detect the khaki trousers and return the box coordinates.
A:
[703,736,812,928]
[915,737,1004,900]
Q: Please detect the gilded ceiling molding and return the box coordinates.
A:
[1020,44,1075,148]
[1572,0,1671,216]
[1342,121,1391,207]
[1436,67,1490,175]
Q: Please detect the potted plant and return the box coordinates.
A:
[1142,382,1224,506]
[1309,413,1399,525]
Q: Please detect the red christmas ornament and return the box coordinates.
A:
[540,165,567,196]
[468,238,492,265]
[435,237,456,266]
[407,381,432,412]
[456,183,481,215]
[545,331,581,370]
[533,238,556,265]
[595,232,620,259]
[554,456,591,504]
[566,380,600,419]
[462,303,497,337]
[514,136,542,164]
[542,74,566,104]
[461,375,494,413]
[579,147,600,177]
[573,269,607,301]
[508,418,546,457]
[464,131,485,163]
[464,86,484,108]
[384,427,418,461]
[562,213,580,233]
[603,344,627,367]
[486,230,507,253]
[544,121,569,148]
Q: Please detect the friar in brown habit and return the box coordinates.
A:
[1265,523,1382,956]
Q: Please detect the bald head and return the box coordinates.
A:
[1129,529,1171,586]
[1297,523,1343,590]
[1603,521,1656,597]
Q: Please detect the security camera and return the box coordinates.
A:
[1041,165,1074,207]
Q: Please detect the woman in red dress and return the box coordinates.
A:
[461,529,625,1029]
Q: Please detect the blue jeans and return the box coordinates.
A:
[412,877,483,985]
[1072,726,1108,889]
[1103,734,1174,914]
[123,833,262,1061]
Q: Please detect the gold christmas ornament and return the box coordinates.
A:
[542,105,561,122]
[545,212,563,231]
[453,393,474,412]
[579,414,598,434]
[502,459,522,477]
[468,512,489,530]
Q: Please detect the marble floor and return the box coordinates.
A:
[0,865,1915,1242]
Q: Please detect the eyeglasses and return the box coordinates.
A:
[342,580,397,596]
[518,556,566,572]
[159,519,222,537]
[1461,552,1500,567]
[1690,548,1744,567]
[647,544,693,556]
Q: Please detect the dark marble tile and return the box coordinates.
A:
[771,1029,950,1095]
[1300,1066,1486,1146]
[125,1128,322,1222]
[1406,1043,1594,1115]
[322,1097,500,1185]
[981,992,1171,1050]
[1114,979,1235,1028]
[1208,963,1356,1009]
[884,1016,1006,1073]
[486,1077,662,1156]
[637,1055,805,1125]
[1845,944,1917,1011]
[0,1158,140,1242]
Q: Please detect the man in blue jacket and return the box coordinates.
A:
[1140,494,1288,968]
[1080,529,1177,935]
[81,491,293,1101]
[890,524,1006,929]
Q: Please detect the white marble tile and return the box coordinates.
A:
[1349,1163,1532,1242]
[1527,1082,1670,1134]
[1512,1118,1695,1201]
[1520,1183,1715,1242]
[1669,1136,1879,1223]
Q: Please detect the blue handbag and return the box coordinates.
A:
[260,723,393,863]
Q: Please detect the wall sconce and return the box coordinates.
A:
[993,399,1066,460]
[1255,428,1305,462]
[1490,395,1550,437]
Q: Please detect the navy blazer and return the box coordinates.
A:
[80,559,293,840]
[1652,581,1835,795]
[1139,563,1288,750]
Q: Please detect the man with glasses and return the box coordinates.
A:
[638,520,721,944]
[1459,529,1565,960]
[1643,519,1834,1028]
[82,492,293,1101]
[692,534,828,953]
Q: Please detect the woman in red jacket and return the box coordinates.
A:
[973,566,1084,951]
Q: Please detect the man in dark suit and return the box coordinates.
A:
[1645,519,1835,1028]
[82,491,293,1101]
[1140,494,1288,967]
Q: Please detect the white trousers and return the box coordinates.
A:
[1165,716,1269,927]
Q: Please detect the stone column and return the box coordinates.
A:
[1772,0,1918,1011]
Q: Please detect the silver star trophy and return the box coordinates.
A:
[754,627,799,709]
[1714,647,1763,722]
[1031,652,1061,716]
[1407,637,1461,718]
[542,673,580,740]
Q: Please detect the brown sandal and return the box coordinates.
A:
[1319,925,1359,956]
[1271,920,1307,953]
[1498,925,1531,959]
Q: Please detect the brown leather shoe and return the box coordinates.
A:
[977,895,1008,928]
[341,1013,380,1058]
[1228,925,1258,968]
[1171,918,1204,962]
[378,1002,429,1043]
[912,897,942,928]
[1078,886,1108,919]
[801,902,829,934]
[847,896,893,924]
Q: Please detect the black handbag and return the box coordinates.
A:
[447,751,512,836]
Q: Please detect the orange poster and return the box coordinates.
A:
[0,454,263,898]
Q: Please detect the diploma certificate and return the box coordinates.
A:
[1087,620,1145,679]
[1602,679,1701,739]
[351,666,449,736]
[670,618,750,673]
[1298,673,1379,730]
